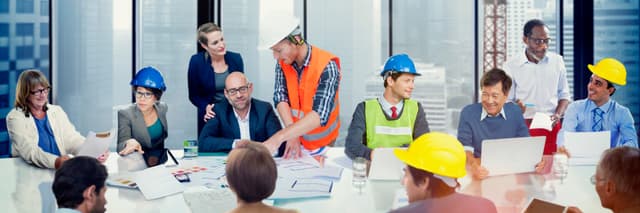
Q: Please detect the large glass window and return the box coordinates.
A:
[1,0,49,156]
[138,0,197,147]
[594,0,640,130]
[54,0,130,149]
[392,1,475,134]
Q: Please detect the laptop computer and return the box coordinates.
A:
[368,148,406,180]
[480,136,545,176]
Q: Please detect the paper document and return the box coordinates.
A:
[530,112,553,131]
[134,165,185,200]
[269,178,333,199]
[275,154,343,179]
[77,130,114,158]
[369,148,405,180]
[106,173,138,189]
[183,185,236,213]
[481,136,545,176]
[564,131,610,165]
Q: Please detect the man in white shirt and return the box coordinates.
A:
[502,19,571,154]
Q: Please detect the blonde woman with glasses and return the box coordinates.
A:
[7,70,108,169]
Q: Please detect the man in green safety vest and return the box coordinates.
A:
[345,54,430,160]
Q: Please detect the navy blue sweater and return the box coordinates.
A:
[457,102,530,158]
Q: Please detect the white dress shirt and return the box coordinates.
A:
[231,104,251,149]
[503,50,571,116]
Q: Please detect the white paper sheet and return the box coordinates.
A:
[530,112,553,131]
[77,130,114,158]
[369,148,405,180]
[564,131,610,165]
[183,185,235,213]
[269,178,333,199]
[481,136,545,176]
[134,165,185,200]
[275,154,342,179]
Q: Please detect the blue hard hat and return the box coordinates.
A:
[380,54,420,76]
[130,66,167,91]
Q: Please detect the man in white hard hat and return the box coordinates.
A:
[557,58,638,156]
[260,15,341,159]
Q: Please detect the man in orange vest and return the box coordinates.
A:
[260,15,341,159]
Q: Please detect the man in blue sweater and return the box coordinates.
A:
[457,68,531,179]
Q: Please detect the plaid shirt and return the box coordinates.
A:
[273,44,340,126]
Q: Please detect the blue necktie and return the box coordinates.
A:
[592,108,604,131]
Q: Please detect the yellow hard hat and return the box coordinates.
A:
[394,132,467,178]
[588,58,627,86]
[258,14,300,50]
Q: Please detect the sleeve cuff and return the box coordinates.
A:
[463,146,475,153]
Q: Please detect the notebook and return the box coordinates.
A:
[368,148,405,180]
[481,136,545,176]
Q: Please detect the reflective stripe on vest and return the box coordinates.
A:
[364,99,418,148]
[280,45,341,150]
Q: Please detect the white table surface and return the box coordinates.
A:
[0,148,607,213]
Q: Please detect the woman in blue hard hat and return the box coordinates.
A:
[118,66,169,167]
[7,70,109,169]
[188,23,244,137]
[391,132,497,213]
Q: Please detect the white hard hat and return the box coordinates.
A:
[258,15,300,50]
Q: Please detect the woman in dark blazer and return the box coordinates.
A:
[188,23,244,137]
[118,67,169,167]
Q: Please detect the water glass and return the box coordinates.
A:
[183,140,199,158]
[552,153,569,180]
[352,157,367,189]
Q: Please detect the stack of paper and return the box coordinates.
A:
[77,130,114,158]
[134,166,185,200]
[529,112,553,131]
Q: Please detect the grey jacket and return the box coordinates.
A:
[117,102,168,152]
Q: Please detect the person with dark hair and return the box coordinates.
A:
[566,146,640,213]
[52,156,108,213]
[260,14,341,160]
[118,66,169,167]
[391,132,497,213]
[557,58,637,156]
[199,72,285,155]
[344,54,430,160]
[225,142,297,213]
[7,70,108,169]
[188,22,244,137]
[503,19,571,154]
[457,68,532,179]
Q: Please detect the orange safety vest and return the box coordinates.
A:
[279,46,341,150]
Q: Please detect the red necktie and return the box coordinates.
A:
[391,106,398,119]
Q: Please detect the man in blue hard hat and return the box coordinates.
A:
[345,54,430,160]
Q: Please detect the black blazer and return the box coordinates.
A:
[198,98,285,156]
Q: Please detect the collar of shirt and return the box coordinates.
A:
[378,95,404,116]
[586,99,613,114]
[292,44,312,72]
[516,49,549,66]
[233,103,252,122]
[481,106,507,121]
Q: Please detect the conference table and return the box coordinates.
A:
[0,148,608,213]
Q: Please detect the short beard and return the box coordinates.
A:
[526,48,545,63]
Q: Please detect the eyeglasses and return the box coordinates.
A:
[529,37,551,45]
[135,91,154,99]
[30,87,50,96]
[226,84,251,96]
